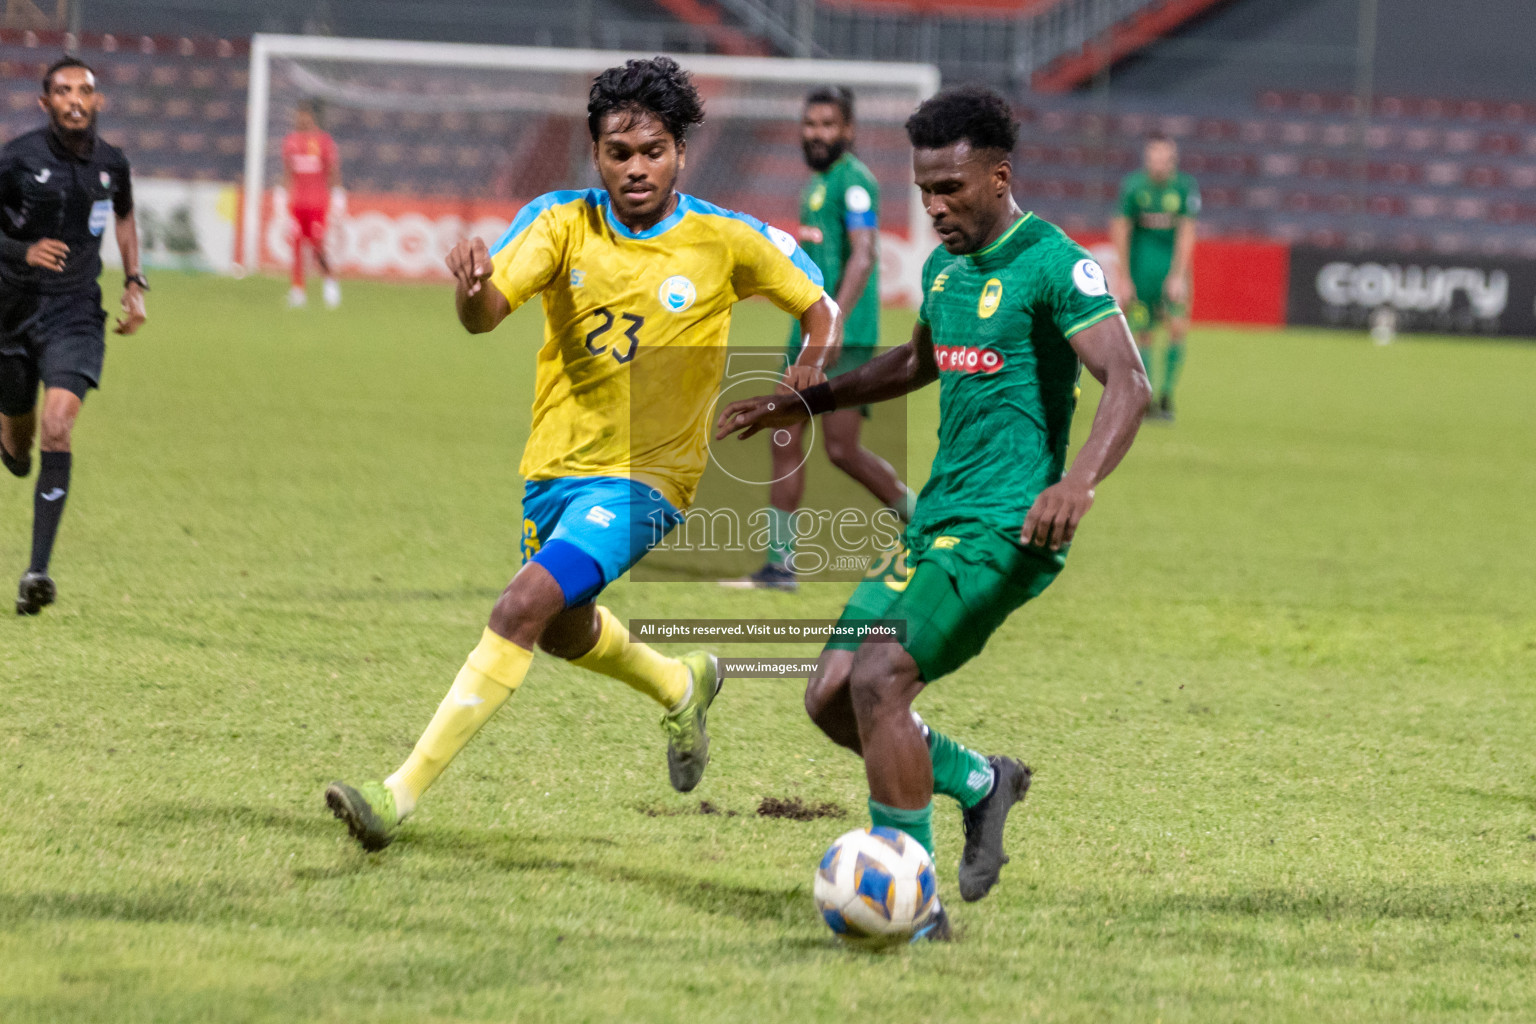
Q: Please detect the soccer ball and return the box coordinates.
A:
[813,826,937,947]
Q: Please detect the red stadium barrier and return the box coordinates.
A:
[1072,232,1289,326]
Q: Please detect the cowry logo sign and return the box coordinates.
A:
[1288,246,1536,337]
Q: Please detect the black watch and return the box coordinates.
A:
[125,273,150,290]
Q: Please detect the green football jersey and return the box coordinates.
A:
[792,151,881,350]
[911,213,1120,556]
[1118,169,1200,272]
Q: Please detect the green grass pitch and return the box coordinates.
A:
[3,273,1534,1022]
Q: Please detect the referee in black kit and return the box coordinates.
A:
[0,56,145,615]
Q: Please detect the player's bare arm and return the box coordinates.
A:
[779,293,841,392]
[1110,214,1135,303]
[1165,215,1196,304]
[447,236,511,334]
[718,319,935,439]
[1021,315,1150,551]
[115,210,146,336]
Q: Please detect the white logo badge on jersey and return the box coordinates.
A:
[100,171,111,188]
[1072,258,1108,297]
[569,269,585,288]
[585,506,617,528]
[658,275,696,313]
[764,225,798,258]
[33,167,50,183]
[844,185,872,213]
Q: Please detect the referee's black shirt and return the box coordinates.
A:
[0,127,133,295]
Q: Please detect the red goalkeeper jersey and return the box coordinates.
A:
[282,130,337,212]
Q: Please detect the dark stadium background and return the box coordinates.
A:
[4,0,1532,330]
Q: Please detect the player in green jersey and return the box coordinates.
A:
[729,86,914,591]
[717,86,1151,940]
[1111,132,1199,420]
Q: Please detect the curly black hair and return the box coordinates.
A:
[805,84,854,123]
[904,85,1019,154]
[587,57,706,144]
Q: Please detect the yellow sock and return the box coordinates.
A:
[571,605,690,710]
[385,628,532,818]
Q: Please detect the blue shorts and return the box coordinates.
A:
[521,476,684,606]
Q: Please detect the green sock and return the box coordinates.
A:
[765,506,795,567]
[869,798,935,857]
[926,726,994,810]
[1138,346,1158,393]
[1162,342,1185,400]
[885,484,917,524]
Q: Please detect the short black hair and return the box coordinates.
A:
[587,56,705,144]
[42,56,94,94]
[904,85,1018,155]
[805,85,854,124]
[1145,131,1174,146]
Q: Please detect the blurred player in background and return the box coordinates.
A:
[325,57,840,852]
[1111,133,1198,421]
[729,86,915,592]
[718,87,1150,939]
[281,102,342,309]
[0,57,145,615]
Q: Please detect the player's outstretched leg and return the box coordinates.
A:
[326,568,556,851]
[957,755,1031,902]
[327,624,529,850]
[848,639,951,938]
[553,603,722,791]
[911,710,1029,902]
[661,651,721,791]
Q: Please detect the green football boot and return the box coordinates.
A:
[325,780,400,852]
[662,652,722,792]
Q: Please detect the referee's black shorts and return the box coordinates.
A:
[0,283,107,415]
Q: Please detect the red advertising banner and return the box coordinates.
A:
[1072,232,1289,326]
[251,190,523,280]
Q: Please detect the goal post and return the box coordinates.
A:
[241,33,940,292]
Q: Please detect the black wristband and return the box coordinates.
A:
[799,381,836,416]
[125,273,149,290]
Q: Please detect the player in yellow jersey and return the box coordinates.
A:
[325,57,839,851]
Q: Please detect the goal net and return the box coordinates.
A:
[240,35,939,299]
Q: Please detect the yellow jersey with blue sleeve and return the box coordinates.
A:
[489,188,825,510]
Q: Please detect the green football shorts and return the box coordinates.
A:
[1127,265,1189,332]
[826,520,1061,682]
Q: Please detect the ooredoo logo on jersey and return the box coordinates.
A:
[934,345,1005,374]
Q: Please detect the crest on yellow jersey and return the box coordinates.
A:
[658,275,697,313]
[977,278,1003,319]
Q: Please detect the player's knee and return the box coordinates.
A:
[488,581,561,645]
[39,413,73,451]
[823,437,860,473]
[771,438,804,468]
[848,648,914,722]
[804,658,850,727]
